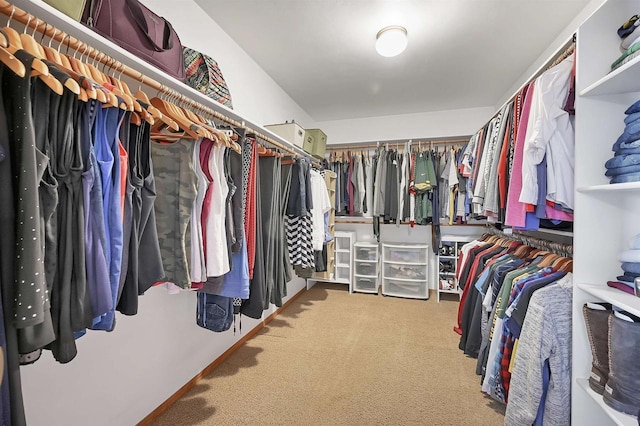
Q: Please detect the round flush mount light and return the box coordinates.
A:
[375,25,408,57]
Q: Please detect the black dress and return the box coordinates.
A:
[1,49,56,426]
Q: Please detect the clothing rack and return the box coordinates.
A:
[0,0,318,164]
[485,226,573,258]
[326,137,470,152]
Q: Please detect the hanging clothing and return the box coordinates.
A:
[505,274,573,426]
[116,117,164,315]
[519,55,574,210]
[151,138,198,288]
[310,169,331,251]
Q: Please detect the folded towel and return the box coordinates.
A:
[621,262,640,274]
[620,250,640,262]
[607,280,635,295]
[617,274,640,282]
[612,42,640,70]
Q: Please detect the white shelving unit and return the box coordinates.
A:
[333,231,356,285]
[574,2,640,424]
[352,242,379,294]
[436,236,475,302]
[381,243,429,299]
[306,231,355,290]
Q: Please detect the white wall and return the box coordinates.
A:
[316,106,495,145]
[494,0,606,110]
[17,1,311,425]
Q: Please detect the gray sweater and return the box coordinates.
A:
[505,273,573,426]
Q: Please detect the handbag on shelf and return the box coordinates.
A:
[43,0,87,21]
[183,47,233,109]
[82,0,186,81]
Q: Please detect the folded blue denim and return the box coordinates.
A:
[612,122,640,150]
[625,111,640,124]
[618,274,640,282]
[625,98,640,114]
[611,172,640,183]
[621,262,640,274]
[196,292,233,332]
[605,164,640,176]
[605,153,640,169]
[614,146,640,155]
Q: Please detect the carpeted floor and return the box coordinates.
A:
[152,283,506,426]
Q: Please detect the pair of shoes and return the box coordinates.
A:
[584,303,640,416]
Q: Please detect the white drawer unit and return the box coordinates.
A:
[381,243,429,299]
[353,276,378,293]
[352,242,379,294]
[383,244,427,264]
[383,279,429,299]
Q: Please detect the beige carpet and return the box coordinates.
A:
[152,283,506,426]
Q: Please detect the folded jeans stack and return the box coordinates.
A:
[605,99,640,184]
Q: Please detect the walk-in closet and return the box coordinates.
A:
[1,0,637,425]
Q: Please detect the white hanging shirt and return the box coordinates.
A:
[205,144,230,277]
[519,55,574,208]
[190,139,208,283]
[310,169,331,251]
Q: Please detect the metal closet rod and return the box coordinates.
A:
[0,0,316,162]
[326,137,470,151]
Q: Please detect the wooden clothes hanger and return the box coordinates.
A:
[136,82,178,131]
[150,90,200,140]
[3,11,62,95]
[0,28,24,77]
[34,24,82,97]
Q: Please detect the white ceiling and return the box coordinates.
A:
[195,0,590,122]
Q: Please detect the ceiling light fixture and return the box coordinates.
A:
[375,25,408,57]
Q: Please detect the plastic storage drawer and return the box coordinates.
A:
[383,263,427,281]
[355,245,377,261]
[354,276,377,292]
[355,261,377,276]
[383,279,428,299]
[383,246,427,264]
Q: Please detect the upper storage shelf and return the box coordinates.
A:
[581,54,640,97]
[577,0,640,98]
[577,181,640,194]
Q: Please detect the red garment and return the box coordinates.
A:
[245,140,258,279]
[497,114,512,210]
[200,139,216,260]
[456,245,501,334]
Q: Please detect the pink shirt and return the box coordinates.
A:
[505,81,536,227]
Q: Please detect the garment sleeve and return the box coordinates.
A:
[504,301,550,426]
